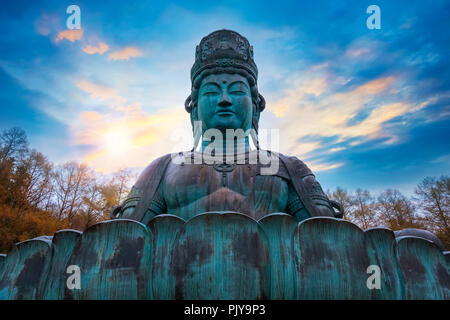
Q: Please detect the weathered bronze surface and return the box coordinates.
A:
[2,29,448,301]
[1,216,449,299]
[112,29,343,224]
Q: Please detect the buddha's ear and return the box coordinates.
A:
[258,93,266,112]
[252,106,260,132]
[186,94,198,131]
[190,106,198,133]
[190,107,202,150]
[252,93,265,132]
[184,94,193,113]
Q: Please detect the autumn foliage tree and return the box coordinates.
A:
[0,127,135,253]
[414,176,450,249]
[376,189,423,230]
[327,184,449,250]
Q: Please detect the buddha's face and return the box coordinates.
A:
[197,73,253,133]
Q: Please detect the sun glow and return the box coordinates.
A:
[101,129,132,155]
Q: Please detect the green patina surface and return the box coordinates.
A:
[0,213,449,300]
[396,236,450,299]
[364,228,403,299]
[0,238,51,299]
[65,220,152,300]
[147,214,185,299]
[0,255,5,278]
[293,217,371,300]
[258,213,297,299]
[40,230,82,299]
[176,212,270,299]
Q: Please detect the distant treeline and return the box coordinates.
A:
[0,127,135,253]
[0,127,448,252]
[326,179,449,250]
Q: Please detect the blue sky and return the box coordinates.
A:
[0,0,449,195]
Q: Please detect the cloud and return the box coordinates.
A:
[345,47,371,58]
[266,63,433,171]
[55,29,83,42]
[342,38,384,61]
[431,154,450,164]
[35,13,60,36]
[308,161,344,172]
[73,78,191,172]
[76,80,125,105]
[82,42,109,55]
[108,47,143,60]
[74,104,190,172]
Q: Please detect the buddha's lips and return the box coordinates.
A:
[216,109,235,116]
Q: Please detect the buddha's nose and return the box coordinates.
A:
[218,92,232,107]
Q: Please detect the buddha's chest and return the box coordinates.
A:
[162,162,289,220]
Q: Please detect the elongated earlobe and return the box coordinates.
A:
[190,107,202,150]
[251,119,259,150]
[252,102,260,131]
[258,93,266,112]
[185,95,193,113]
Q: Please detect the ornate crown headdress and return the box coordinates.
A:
[190,29,258,85]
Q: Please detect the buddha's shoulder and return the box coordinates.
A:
[133,153,173,189]
[135,151,198,184]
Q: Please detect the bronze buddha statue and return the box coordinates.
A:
[111,29,342,224]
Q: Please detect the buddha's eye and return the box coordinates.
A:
[203,91,220,96]
[229,82,248,95]
[202,85,220,96]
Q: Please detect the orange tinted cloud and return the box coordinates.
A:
[82,42,109,55]
[80,111,105,122]
[267,62,432,170]
[74,106,190,172]
[55,29,83,42]
[308,161,344,172]
[351,76,394,95]
[73,79,191,172]
[345,47,371,58]
[77,81,125,104]
[108,47,143,60]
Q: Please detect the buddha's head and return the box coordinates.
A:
[185,30,265,139]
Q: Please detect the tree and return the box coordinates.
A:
[377,189,422,230]
[0,127,139,250]
[9,150,53,211]
[0,204,68,253]
[73,173,103,230]
[0,155,13,205]
[99,168,134,219]
[414,176,450,249]
[51,162,89,225]
[348,188,378,229]
[67,168,135,229]
[0,127,28,162]
[0,127,29,206]
[328,187,353,220]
